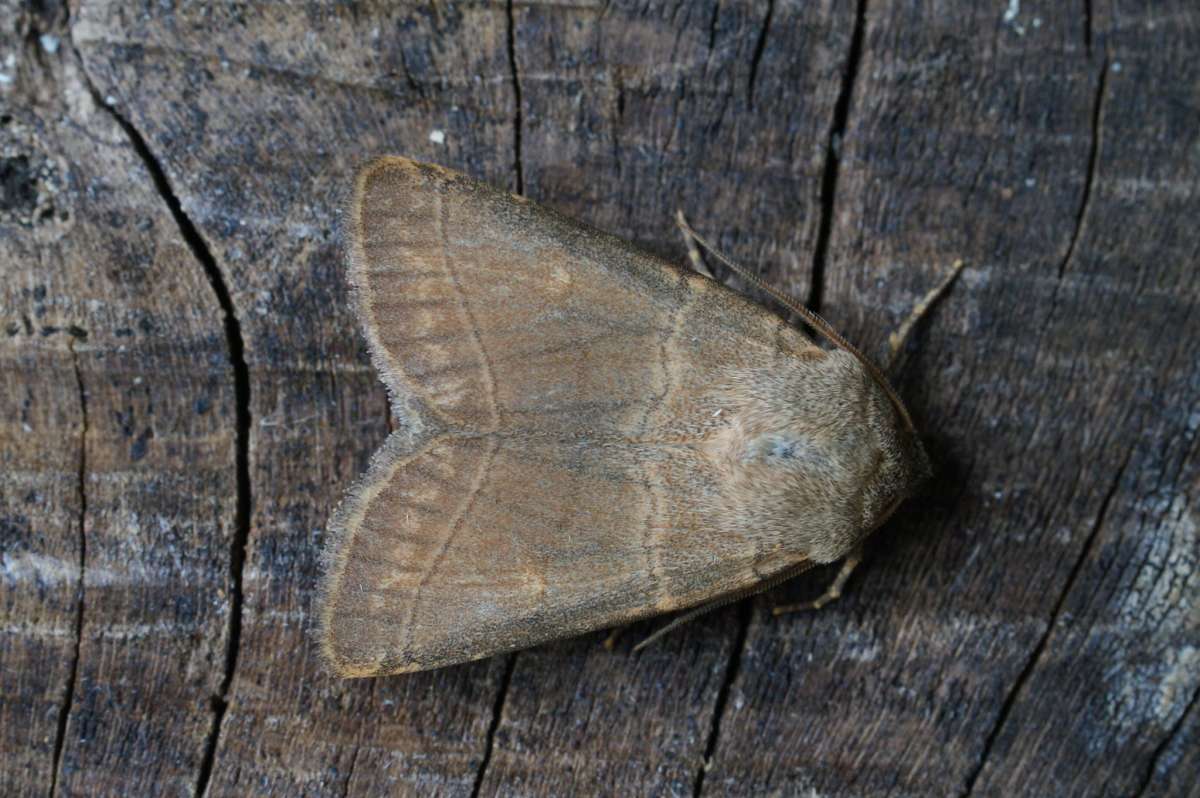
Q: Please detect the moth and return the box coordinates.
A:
[318,156,962,677]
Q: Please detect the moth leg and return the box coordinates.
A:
[631,599,727,652]
[633,560,818,651]
[675,210,716,279]
[772,545,864,615]
[602,625,627,650]
[886,259,966,370]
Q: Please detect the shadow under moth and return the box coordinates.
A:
[318,156,962,677]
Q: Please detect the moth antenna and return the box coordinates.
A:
[674,214,918,434]
[632,560,817,652]
[675,210,714,279]
[885,259,966,372]
[632,604,718,652]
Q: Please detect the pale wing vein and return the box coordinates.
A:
[399,196,505,655]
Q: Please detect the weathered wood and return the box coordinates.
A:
[1,0,1196,795]
[1,3,237,795]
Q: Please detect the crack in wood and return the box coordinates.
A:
[961,448,1134,796]
[1027,54,1108,372]
[1058,58,1107,281]
[384,388,396,434]
[397,46,427,101]
[1024,53,1109,455]
[339,743,362,798]
[810,0,867,315]
[471,653,518,797]
[1083,0,1093,56]
[67,31,253,796]
[50,337,88,798]
[1135,680,1200,796]
[746,0,773,109]
[693,600,751,797]
[706,1,720,55]
[506,0,524,195]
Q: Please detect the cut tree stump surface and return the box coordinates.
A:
[2,1,1198,796]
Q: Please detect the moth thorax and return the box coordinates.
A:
[703,351,930,563]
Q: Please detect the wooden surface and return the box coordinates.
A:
[2,1,1197,796]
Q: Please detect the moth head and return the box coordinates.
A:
[709,350,931,564]
[858,380,933,533]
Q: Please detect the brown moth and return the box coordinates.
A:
[318,156,959,677]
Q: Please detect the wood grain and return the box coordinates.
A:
[2,4,235,795]
[0,0,1195,795]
